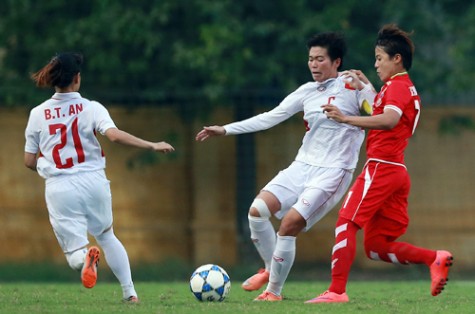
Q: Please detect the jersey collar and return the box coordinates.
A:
[51,92,82,101]
[390,72,408,79]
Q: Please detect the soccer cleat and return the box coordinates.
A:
[253,291,283,301]
[123,296,140,304]
[81,246,100,289]
[305,290,349,303]
[430,250,453,296]
[242,268,270,291]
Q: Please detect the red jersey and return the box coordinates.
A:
[366,73,421,164]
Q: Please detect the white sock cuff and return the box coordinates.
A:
[248,214,272,232]
[65,248,87,271]
[248,213,269,222]
[276,234,296,251]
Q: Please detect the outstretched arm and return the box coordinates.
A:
[195,125,226,142]
[105,128,175,153]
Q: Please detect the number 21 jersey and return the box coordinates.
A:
[25,92,117,179]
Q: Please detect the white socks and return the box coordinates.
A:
[267,234,296,296]
[65,248,88,271]
[248,214,276,271]
[95,229,137,299]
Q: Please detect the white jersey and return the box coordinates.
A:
[224,76,375,170]
[25,92,116,179]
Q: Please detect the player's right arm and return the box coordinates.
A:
[195,126,226,142]
[104,128,175,153]
[195,84,309,142]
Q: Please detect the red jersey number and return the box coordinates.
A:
[49,118,85,169]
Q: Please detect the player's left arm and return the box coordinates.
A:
[24,152,37,171]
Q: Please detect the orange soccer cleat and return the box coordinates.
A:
[81,246,100,289]
[123,296,140,304]
[253,290,283,301]
[241,268,270,291]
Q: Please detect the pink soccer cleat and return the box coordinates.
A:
[305,290,349,303]
[430,250,453,296]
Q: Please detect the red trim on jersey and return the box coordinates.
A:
[93,128,106,157]
[344,83,356,90]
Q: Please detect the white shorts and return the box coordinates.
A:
[45,170,113,253]
[262,161,353,232]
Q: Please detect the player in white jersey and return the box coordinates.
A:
[195,32,376,301]
[24,52,174,303]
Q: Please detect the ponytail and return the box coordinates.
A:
[31,52,83,88]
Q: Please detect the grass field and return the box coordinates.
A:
[0,280,473,314]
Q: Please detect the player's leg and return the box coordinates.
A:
[329,216,360,295]
[362,166,438,265]
[364,218,453,296]
[306,164,386,303]
[259,208,302,299]
[243,191,281,291]
[45,176,93,283]
[305,215,357,304]
[64,245,100,289]
[85,170,138,302]
[260,167,354,300]
[363,181,453,297]
[363,217,436,265]
[95,227,138,301]
[65,247,88,271]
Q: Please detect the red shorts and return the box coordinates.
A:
[339,160,410,239]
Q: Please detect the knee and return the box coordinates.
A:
[363,237,385,260]
[279,213,305,236]
[278,221,300,236]
[363,244,373,259]
[249,198,271,218]
[95,227,115,243]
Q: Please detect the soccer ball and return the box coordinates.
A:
[189,264,231,302]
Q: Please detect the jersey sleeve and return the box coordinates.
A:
[384,81,412,114]
[224,84,308,135]
[24,108,40,154]
[92,101,117,135]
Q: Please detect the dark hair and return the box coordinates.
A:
[31,52,83,88]
[376,24,414,70]
[306,32,347,70]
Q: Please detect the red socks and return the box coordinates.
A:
[364,236,436,265]
[328,216,437,295]
[329,217,359,294]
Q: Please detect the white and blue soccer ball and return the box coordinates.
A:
[189,264,231,302]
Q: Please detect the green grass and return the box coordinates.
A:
[0,281,473,314]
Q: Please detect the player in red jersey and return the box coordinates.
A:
[305,24,453,304]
